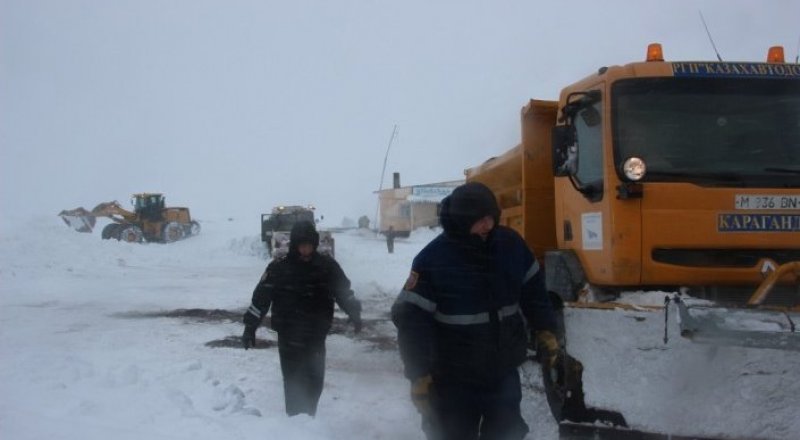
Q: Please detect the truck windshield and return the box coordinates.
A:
[269,211,315,231]
[612,77,800,187]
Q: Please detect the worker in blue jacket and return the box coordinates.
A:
[392,182,560,440]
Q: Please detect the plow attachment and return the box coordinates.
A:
[547,263,800,439]
[58,207,97,233]
[540,349,734,440]
[540,351,627,427]
[675,301,800,351]
[675,262,800,351]
[558,422,732,440]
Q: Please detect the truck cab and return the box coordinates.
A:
[261,205,335,259]
[468,44,800,303]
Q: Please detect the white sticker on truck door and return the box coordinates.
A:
[581,212,603,250]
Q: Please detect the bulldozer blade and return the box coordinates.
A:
[58,208,96,233]
[676,299,800,351]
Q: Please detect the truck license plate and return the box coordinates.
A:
[735,195,800,210]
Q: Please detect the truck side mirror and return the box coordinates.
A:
[552,125,578,177]
[580,106,601,127]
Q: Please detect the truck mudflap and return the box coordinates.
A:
[672,261,800,352]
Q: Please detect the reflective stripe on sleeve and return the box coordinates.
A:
[396,289,437,313]
[522,259,540,284]
[247,304,261,318]
[434,303,520,325]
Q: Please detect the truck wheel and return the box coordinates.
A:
[118,225,144,243]
[189,221,201,236]
[101,223,121,240]
[162,222,185,243]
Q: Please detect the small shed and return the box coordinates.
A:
[376,173,463,236]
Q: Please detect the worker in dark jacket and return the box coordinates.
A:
[392,182,560,440]
[384,226,397,254]
[242,220,362,417]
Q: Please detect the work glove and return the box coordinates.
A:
[242,325,257,350]
[535,330,560,369]
[410,375,433,416]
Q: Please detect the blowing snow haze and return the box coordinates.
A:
[1,0,799,227]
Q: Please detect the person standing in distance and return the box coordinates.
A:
[392,182,560,440]
[385,225,397,254]
[242,220,362,417]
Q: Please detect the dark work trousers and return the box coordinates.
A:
[426,369,529,440]
[278,336,326,417]
[386,236,395,253]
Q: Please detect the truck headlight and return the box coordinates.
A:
[622,157,646,181]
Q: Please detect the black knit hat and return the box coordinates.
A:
[439,182,500,237]
[290,220,320,249]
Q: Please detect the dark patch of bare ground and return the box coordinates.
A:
[114,308,397,351]
[205,336,278,349]
[329,316,398,351]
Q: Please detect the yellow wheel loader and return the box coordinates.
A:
[59,193,200,243]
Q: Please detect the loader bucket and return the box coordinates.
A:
[675,262,800,351]
[58,208,96,233]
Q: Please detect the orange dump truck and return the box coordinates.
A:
[466,44,799,305]
[465,44,800,435]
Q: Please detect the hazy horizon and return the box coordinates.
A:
[3,0,799,230]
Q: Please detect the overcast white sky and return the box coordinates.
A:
[2,0,798,228]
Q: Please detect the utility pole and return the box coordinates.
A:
[374,125,398,233]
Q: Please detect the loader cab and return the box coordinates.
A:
[133,193,165,221]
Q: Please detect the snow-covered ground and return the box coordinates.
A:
[1,216,798,439]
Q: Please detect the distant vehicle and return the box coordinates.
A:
[261,205,334,259]
[59,193,200,243]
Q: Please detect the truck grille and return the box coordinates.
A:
[652,249,800,268]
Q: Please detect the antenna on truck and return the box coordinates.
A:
[795,33,800,63]
[699,10,723,62]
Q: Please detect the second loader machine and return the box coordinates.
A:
[59,193,200,243]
